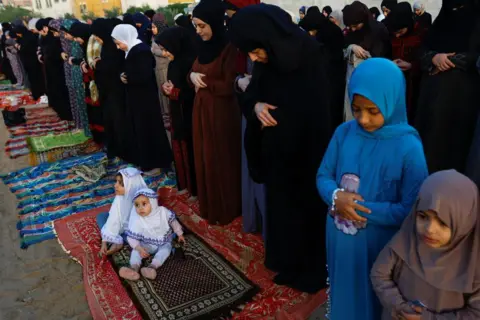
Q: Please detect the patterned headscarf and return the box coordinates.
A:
[49,19,70,53]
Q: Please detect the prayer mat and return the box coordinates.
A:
[27,129,90,153]
[1,152,174,248]
[28,140,102,166]
[0,90,38,109]
[5,120,75,158]
[54,188,326,319]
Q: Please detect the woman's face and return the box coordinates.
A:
[414,8,423,16]
[134,195,152,217]
[352,94,385,132]
[299,12,305,20]
[248,48,268,63]
[94,35,103,45]
[416,210,452,248]
[322,10,329,17]
[114,39,128,51]
[135,23,142,28]
[382,6,391,17]
[152,24,158,35]
[160,46,174,61]
[308,30,318,36]
[53,31,60,37]
[349,22,364,32]
[64,32,73,41]
[74,37,84,45]
[193,17,213,41]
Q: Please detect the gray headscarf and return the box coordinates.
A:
[413,1,425,10]
[389,170,480,293]
[330,10,345,30]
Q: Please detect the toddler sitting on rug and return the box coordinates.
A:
[119,188,185,281]
[98,167,147,256]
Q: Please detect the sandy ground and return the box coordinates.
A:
[0,112,326,320]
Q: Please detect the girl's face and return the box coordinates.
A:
[134,195,152,217]
[416,210,452,248]
[299,12,305,20]
[152,24,158,35]
[352,94,385,132]
[114,39,128,51]
[382,7,391,17]
[248,48,268,64]
[114,175,125,196]
[160,46,174,61]
[193,18,212,41]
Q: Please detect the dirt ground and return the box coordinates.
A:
[0,112,326,320]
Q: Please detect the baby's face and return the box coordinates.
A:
[114,175,125,196]
[134,195,152,217]
[416,210,452,248]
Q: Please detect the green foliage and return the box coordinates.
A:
[81,11,96,21]
[64,13,76,19]
[0,5,41,22]
[125,3,189,25]
[125,4,153,14]
[104,7,122,18]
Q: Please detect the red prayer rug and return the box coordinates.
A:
[54,188,327,320]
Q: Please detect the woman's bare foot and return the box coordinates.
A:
[106,243,123,255]
[119,267,140,281]
[140,267,157,280]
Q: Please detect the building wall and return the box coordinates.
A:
[262,0,441,20]
[120,0,168,12]
[71,0,123,18]
[3,0,33,8]
[32,0,73,18]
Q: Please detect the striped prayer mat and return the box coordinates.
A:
[1,152,175,248]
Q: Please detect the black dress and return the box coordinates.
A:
[414,1,480,173]
[123,43,173,170]
[229,4,332,294]
[40,32,72,121]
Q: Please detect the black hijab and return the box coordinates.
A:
[229,4,315,73]
[384,2,414,33]
[69,22,92,45]
[381,0,398,10]
[122,13,135,26]
[369,7,381,19]
[425,0,480,53]
[322,5,333,16]
[175,14,196,34]
[192,0,227,64]
[35,18,52,32]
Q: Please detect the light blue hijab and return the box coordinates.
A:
[348,58,419,139]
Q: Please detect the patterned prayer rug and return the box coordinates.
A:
[28,139,101,166]
[1,152,174,248]
[54,187,327,320]
[27,129,90,153]
[112,234,259,320]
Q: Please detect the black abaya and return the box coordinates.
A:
[229,4,332,294]
[92,18,131,160]
[38,27,72,121]
[123,42,173,170]
[414,0,480,174]
[13,26,45,100]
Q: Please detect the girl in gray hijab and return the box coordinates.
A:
[371,170,480,320]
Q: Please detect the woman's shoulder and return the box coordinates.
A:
[129,42,152,56]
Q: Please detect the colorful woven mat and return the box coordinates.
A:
[28,139,101,166]
[54,188,327,320]
[27,129,90,153]
[1,152,174,248]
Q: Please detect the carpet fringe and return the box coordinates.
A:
[53,222,83,266]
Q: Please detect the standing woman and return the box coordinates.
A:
[111,24,172,172]
[61,20,90,136]
[92,18,131,160]
[343,1,391,121]
[4,31,25,87]
[70,22,103,143]
[12,24,45,100]
[1,23,17,85]
[189,0,241,225]
[132,13,151,45]
[229,4,332,293]
[36,18,72,121]
[156,26,198,198]
[151,13,171,133]
[414,0,480,174]
[413,1,432,31]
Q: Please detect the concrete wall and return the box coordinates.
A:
[262,0,441,20]
[33,0,74,18]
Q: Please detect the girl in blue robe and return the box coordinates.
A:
[317,58,428,320]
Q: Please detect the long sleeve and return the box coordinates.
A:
[169,219,184,237]
[201,45,238,97]
[371,246,409,315]
[421,291,480,320]
[359,145,428,227]
[126,50,153,86]
[316,127,343,207]
[151,42,163,57]
[127,236,140,249]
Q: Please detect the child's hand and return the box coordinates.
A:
[99,241,108,256]
[136,246,150,258]
[398,311,421,320]
[178,235,186,244]
[334,191,371,222]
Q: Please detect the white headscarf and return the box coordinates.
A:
[174,13,184,22]
[101,168,147,244]
[126,188,176,247]
[111,24,142,58]
[28,18,39,31]
[330,10,345,30]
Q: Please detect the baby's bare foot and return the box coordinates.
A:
[140,267,157,280]
[119,267,140,281]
